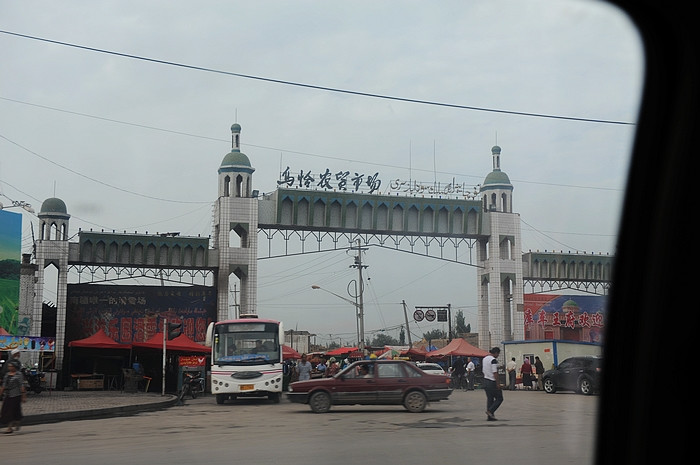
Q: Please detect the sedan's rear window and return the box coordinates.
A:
[377,363,405,378]
[404,364,426,378]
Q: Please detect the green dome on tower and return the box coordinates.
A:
[40,197,68,214]
[219,123,254,174]
[220,150,252,168]
[483,170,511,186]
[481,145,512,189]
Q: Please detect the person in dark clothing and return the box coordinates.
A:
[452,358,467,390]
[534,356,545,390]
[0,360,27,433]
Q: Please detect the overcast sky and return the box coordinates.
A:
[0,1,643,345]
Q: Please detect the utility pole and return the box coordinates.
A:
[448,303,452,342]
[350,239,367,352]
[402,300,412,347]
[230,283,239,319]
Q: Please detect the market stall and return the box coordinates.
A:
[425,338,489,358]
[130,332,209,394]
[67,329,132,390]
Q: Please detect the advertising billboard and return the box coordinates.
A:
[0,210,21,335]
[523,294,607,343]
[65,284,217,344]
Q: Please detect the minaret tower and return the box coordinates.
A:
[477,146,524,351]
[33,197,71,369]
[213,124,258,320]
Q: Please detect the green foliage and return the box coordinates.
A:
[422,329,447,341]
[370,333,399,347]
[455,310,469,334]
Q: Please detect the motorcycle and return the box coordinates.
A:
[22,365,46,394]
[178,372,204,403]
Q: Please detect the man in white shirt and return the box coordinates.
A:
[466,357,476,390]
[483,347,503,421]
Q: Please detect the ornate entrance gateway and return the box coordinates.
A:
[20,124,610,373]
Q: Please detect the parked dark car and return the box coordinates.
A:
[287,359,452,413]
[542,356,602,395]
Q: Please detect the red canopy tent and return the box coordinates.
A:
[282,344,301,360]
[67,329,133,388]
[132,332,210,353]
[401,346,429,360]
[325,346,358,356]
[426,338,489,358]
[68,328,132,349]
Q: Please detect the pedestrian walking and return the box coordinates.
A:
[483,347,503,421]
[0,359,27,433]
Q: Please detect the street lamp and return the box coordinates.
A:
[0,199,35,214]
[311,284,365,351]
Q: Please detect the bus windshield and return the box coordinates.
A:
[213,322,280,365]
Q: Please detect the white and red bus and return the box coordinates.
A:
[205,316,285,404]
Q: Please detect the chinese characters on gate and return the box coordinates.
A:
[278,167,381,194]
[277,166,480,198]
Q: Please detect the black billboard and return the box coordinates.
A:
[66,284,216,344]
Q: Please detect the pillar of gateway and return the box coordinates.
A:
[212,123,259,321]
[477,145,524,350]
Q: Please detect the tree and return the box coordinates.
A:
[454,310,469,334]
[370,333,399,347]
[399,327,406,345]
[423,329,447,341]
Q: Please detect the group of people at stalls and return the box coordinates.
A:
[285,354,347,383]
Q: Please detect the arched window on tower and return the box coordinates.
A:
[501,193,509,212]
[235,175,243,197]
[224,175,231,197]
[50,222,59,240]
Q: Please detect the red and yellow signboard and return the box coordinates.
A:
[179,355,206,367]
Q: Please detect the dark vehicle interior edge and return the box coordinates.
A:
[598,1,693,463]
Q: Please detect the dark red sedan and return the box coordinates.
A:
[287,359,453,413]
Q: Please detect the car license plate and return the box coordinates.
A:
[240,384,254,391]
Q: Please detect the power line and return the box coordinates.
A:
[0,132,211,205]
[0,96,624,194]
[0,30,635,126]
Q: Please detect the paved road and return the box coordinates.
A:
[5,389,599,465]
